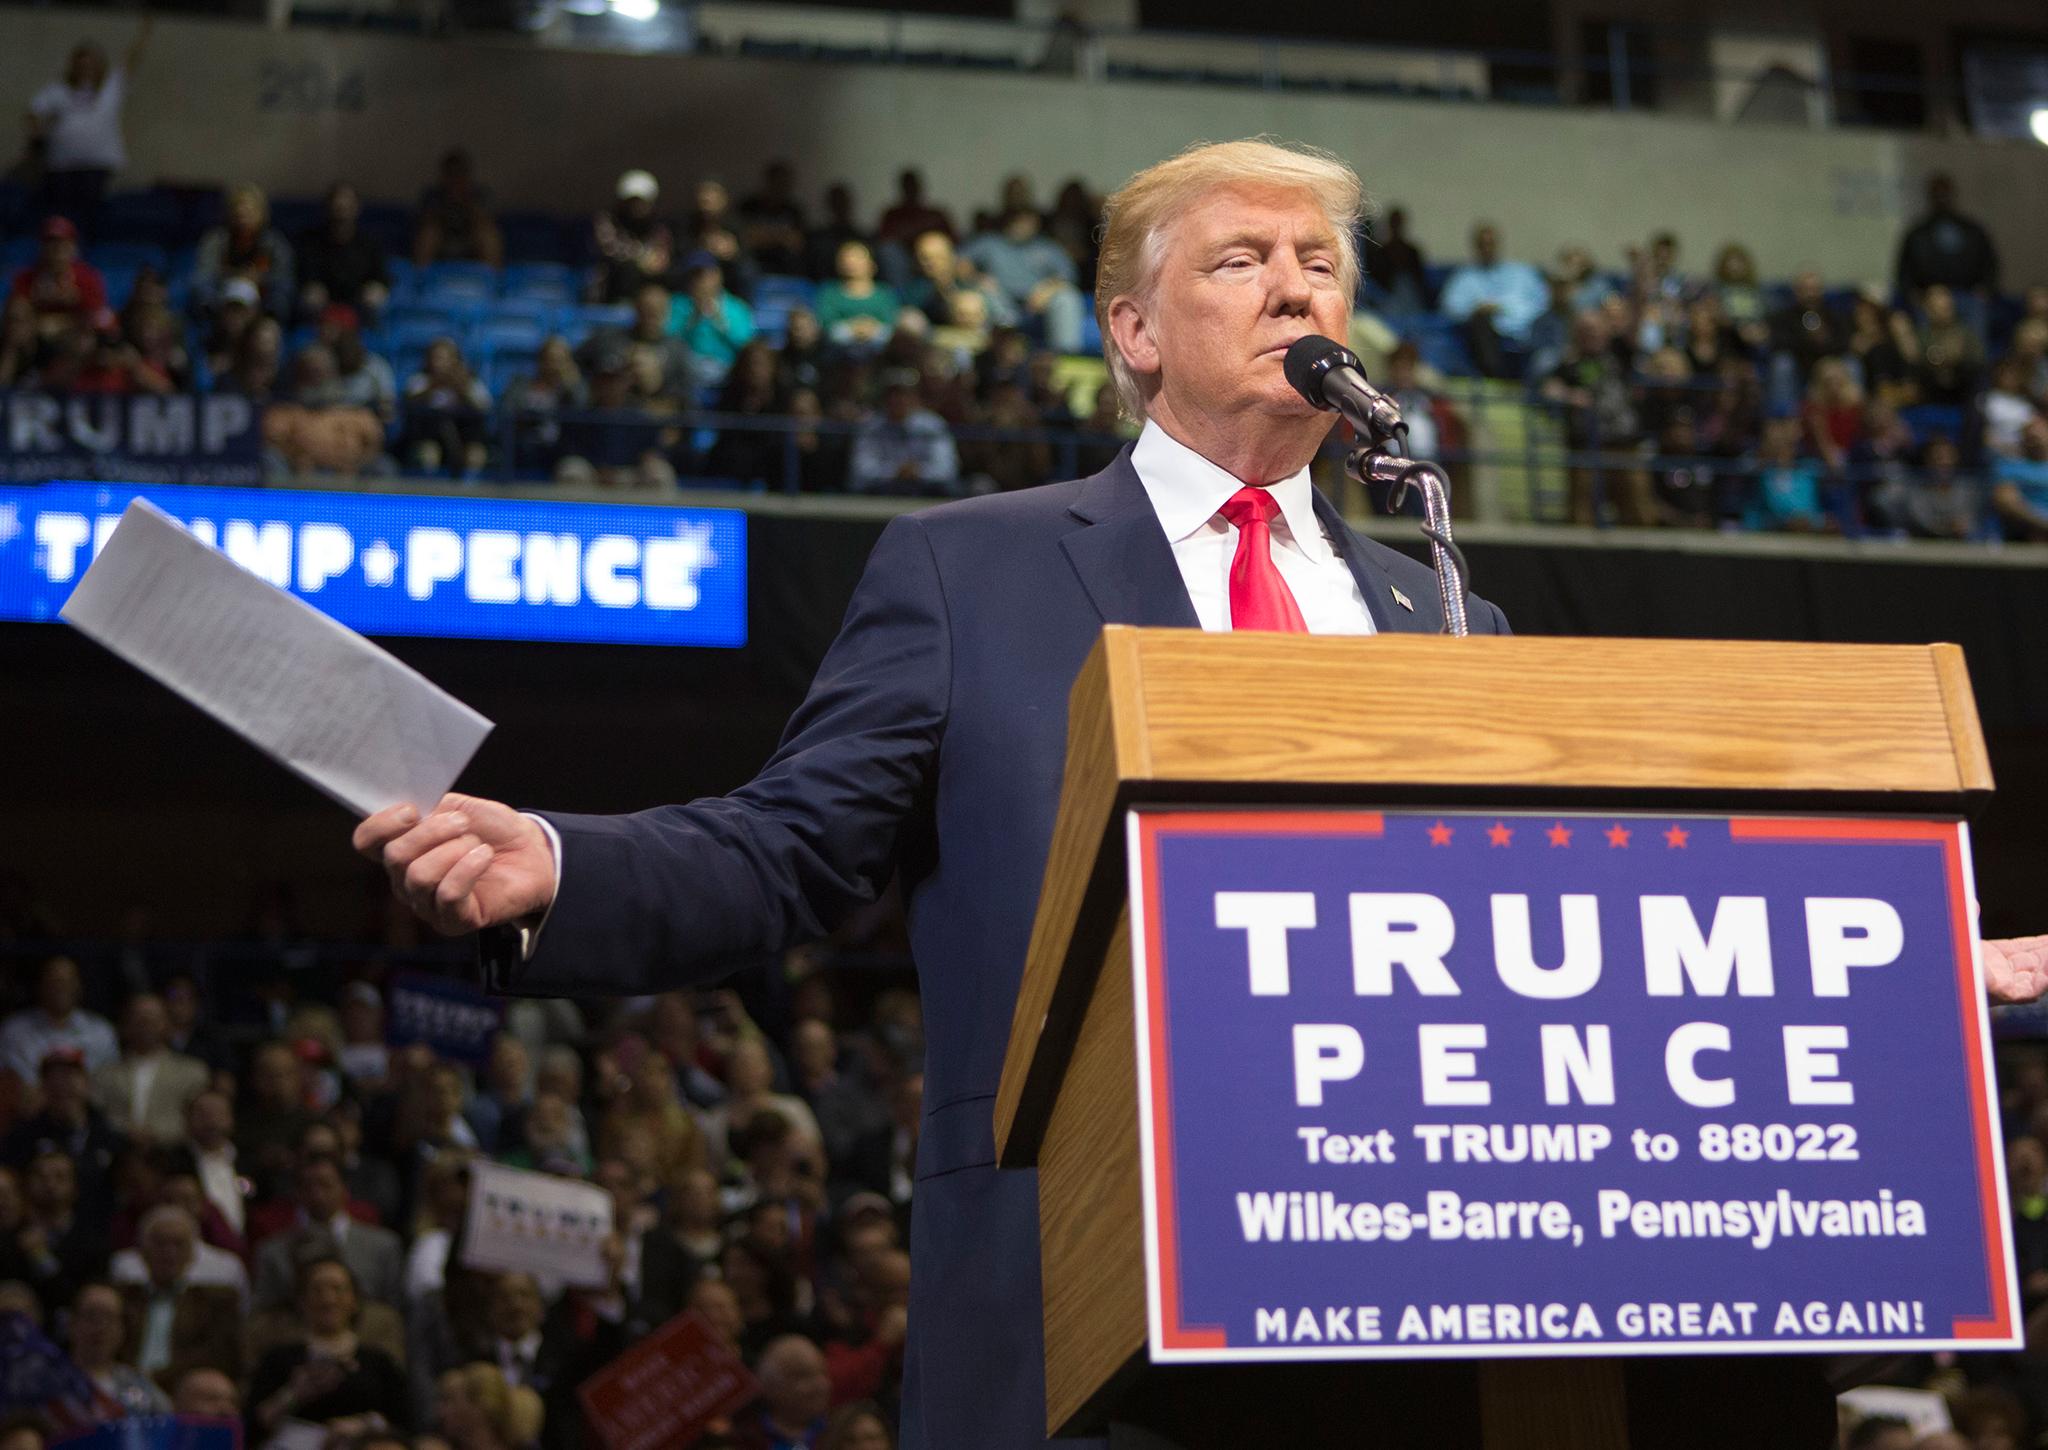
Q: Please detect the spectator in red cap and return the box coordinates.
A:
[1,1043,124,1239]
[25,19,150,241]
[7,217,112,341]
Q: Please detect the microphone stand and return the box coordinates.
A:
[1343,435,1471,638]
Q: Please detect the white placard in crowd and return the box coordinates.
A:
[1837,1386,1954,1437]
[461,1160,614,1289]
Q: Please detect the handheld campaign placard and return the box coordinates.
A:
[1128,808,2017,1362]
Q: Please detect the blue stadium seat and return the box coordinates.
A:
[566,303,633,332]
[1900,404,1966,443]
[486,349,540,394]
[2,237,38,271]
[488,298,564,331]
[754,275,817,309]
[474,317,548,354]
[1402,316,1478,377]
[421,267,498,312]
[383,258,418,304]
[100,266,141,310]
[387,313,468,351]
[1078,310,1102,356]
[503,263,577,302]
[402,291,490,327]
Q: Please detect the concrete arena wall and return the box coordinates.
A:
[5,10,2048,285]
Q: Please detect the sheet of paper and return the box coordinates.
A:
[60,497,493,816]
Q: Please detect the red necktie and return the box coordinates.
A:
[1218,486,1308,633]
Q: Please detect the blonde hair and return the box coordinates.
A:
[442,1363,544,1448]
[226,182,271,228]
[1095,137,1365,421]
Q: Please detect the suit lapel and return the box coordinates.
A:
[1312,488,1432,635]
[1058,450,1201,629]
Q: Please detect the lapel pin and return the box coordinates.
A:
[1391,585,1414,612]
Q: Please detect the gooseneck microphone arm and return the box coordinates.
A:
[1281,335,1472,638]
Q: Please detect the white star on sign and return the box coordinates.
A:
[362,540,399,587]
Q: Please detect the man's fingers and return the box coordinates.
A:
[432,844,496,932]
[402,834,483,915]
[352,803,420,860]
[382,810,475,880]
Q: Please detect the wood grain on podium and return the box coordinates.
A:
[1038,911,1146,1432]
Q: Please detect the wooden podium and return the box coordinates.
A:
[993,627,1994,1450]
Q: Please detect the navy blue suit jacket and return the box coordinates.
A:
[483,448,1508,1448]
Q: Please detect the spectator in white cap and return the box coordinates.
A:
[203,276,262,381]
[591,169,672,305]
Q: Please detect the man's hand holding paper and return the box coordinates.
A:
[353,793,555,936]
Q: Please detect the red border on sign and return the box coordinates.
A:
[1138,809,1385,1350]
[1728,816,2011,1340]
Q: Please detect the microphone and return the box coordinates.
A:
[1282,335,1405,442]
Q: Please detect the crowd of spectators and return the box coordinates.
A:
[8,27,2048,536]
[2,893,2048,1450]
[0,938,925,1450]
[1375,176,2048,537]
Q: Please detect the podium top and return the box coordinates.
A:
[994,628,1991,1165]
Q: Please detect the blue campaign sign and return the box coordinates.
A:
[0,480,746,647]
[387,971,504,1064]
[1,392,262,486]
[1128,808,2016,1362]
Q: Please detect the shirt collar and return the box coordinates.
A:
[1130,420,1331,563]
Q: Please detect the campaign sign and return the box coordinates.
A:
[463,1160,614,1288]
[0,480,746,646]
[1128,808,2017,1362]
[578,1310,757,1450]
[0,392,262,486]
[387,971,503,1064]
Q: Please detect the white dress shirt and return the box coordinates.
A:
[1129,422,1376,634]
[192,1142,245,1233]
[520,425,1374,955]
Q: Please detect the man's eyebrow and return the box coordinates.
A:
[1202,229,1340,257]
[1203,231,1271,256]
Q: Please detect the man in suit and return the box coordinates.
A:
[113,1204,246,1382]
[353,139,1507,1450]
[93,993,208,1146]
[252,1151,404,1312]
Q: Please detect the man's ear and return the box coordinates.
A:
[1106,295,1160,381]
